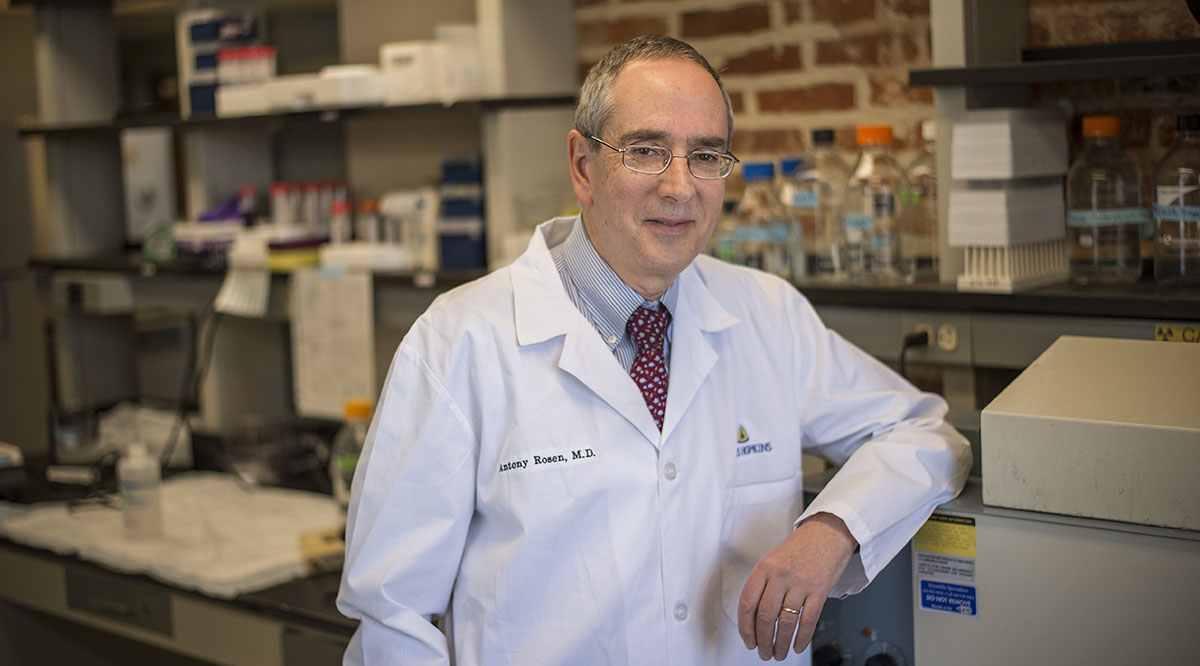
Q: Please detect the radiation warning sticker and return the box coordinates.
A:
[914,514,976,583]
[1154,323,1200,343]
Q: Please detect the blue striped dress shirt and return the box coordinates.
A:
[549,216,678,373]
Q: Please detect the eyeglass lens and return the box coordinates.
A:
[623,145,732,178]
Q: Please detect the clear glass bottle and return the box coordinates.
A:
[776,157,808,280]
[903,120,939,283]
[735,162,792,277]
[331,398,372,510]
[844,124,906,283]
[1066,115,1148,284]
[1153,114,1200,285]
[782,129,849,280]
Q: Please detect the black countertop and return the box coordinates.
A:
[28,254,1200,320]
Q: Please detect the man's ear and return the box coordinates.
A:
[567,130,594,207]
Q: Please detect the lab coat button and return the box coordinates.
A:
[663,462,677,480]
[673,603,688,621]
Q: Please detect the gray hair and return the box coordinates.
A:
[575,35,734,151]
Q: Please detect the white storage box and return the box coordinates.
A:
[320,242,409,271]
[215,83,268,117]
[315,65,384,108]
[435,23,484,102]
[265,74,320,111]
[952,109,1068,179]
[982,336,1200,531]
[380,41,440,105]
[947,180,1065,246]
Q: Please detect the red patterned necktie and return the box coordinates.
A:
[627,305,671,431]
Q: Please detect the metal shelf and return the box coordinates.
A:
[16,94,578,138]
[909,38,1200,87]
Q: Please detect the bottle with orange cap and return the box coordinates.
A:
[1066,115,1149,284]
[331,397,373,510]
[844,124,907,283]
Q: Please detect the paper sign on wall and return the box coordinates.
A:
[290,268,376,420]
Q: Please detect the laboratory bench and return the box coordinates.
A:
[0,459,354,666]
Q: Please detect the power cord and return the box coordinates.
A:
[898,329,930,381]
[160,305,223,471]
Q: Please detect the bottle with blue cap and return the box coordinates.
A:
[780,129,850,280]
[735,161,792,277]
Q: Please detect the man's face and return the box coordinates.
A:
[569,58,729,300]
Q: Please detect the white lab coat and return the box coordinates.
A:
[338,217,971,666]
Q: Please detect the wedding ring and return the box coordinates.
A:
[781,606,801,615]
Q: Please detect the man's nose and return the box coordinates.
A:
[657,155,695,201]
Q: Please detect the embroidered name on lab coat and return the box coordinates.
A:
[735,424,772,457]
[498,448,597,473]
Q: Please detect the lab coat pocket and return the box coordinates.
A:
[718,475,803,627]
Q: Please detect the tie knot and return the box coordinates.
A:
[626,306,670,350]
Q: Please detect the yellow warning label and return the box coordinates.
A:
[914,514,976,558]
[1155,323,1200,342]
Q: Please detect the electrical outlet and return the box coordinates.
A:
[914,323,934,344]
[936,324,958,352]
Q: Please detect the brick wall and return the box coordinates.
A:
[575,0,936,193]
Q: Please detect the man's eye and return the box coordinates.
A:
[692,151,719,163]
[628,146,662,157]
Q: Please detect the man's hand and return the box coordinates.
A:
[736,512,858,661]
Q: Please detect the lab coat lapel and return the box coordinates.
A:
[661,263,740,442]
[512,218,664,446]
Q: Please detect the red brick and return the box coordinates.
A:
[816,31,927,67]
[1028,18,1051,48]
[721,46,802,76]
[883,0,929,17]
[811,0,875,25]
[682,4,770,39]
[869,70,933,106]
[1051,8,1200,46]
[729,91,745,114]
[731,128,807,155]
[757,83,856,113]
[577,17,670,48]
[784,0,802,23]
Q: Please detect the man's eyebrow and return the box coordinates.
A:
[616,129,669,145]
[617,130,729,152]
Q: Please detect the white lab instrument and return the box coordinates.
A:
[982,335,1200,531]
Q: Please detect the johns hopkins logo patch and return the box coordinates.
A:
[735,425,772,457]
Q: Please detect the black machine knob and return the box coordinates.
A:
[864,654,898,666]
[811,644,843,666]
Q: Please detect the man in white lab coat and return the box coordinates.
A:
[338,35,971,665]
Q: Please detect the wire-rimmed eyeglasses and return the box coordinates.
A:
[589,135,739,180]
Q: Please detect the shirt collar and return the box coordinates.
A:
[562,216,678,344]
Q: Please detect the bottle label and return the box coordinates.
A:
[869,233,894,250]
[733,223,789,243]
[1153,204,1200,222]
[844,214,873,231]
[1066,208,1152,228]
[791,190,819,209]
[1156,185,1200,206]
